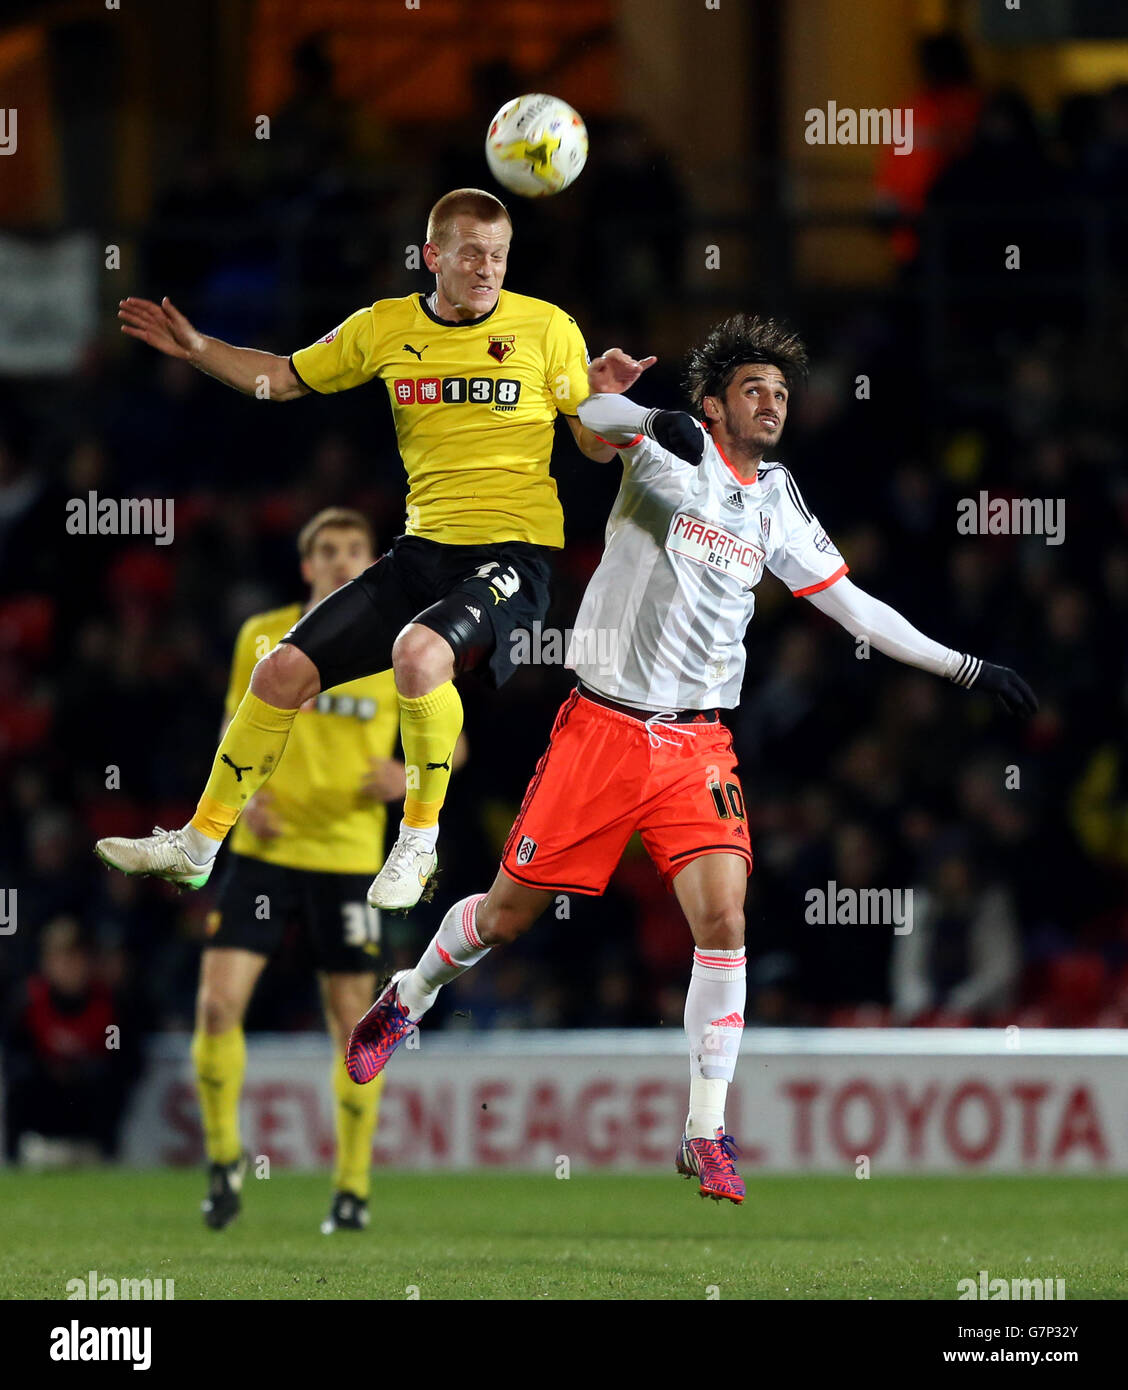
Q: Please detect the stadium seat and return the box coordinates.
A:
[827,1004,891,1027]
[0,697,52,756]
[82,796,147,842]
[1010,1003,1051,1028]
[1044,953,1110,1026]
[0,595,55,661]
[106,548,176,607]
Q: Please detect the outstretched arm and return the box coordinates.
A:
[565,348,658,462]
[577,349,706,463]
[563,413,616,463]
[806,575,1038,716]
[118,296,309,401]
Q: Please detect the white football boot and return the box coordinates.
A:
[366,829,437,910]
[95,826,213,889]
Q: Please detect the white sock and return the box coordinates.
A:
[684,946,746,1140]
[398,894,489,1019]
[180,824,221,864]
[400,818,439,851]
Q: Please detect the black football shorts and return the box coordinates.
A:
[205,852,382,974]
[280,534,554,690]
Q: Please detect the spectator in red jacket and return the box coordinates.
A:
[2,917,141,1163]
[874,31,983,266]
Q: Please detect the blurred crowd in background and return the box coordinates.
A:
[2,29,1128,1158]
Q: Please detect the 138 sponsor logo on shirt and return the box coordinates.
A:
[392,377,523,410]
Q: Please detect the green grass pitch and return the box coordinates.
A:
[1,1169,1123,1300]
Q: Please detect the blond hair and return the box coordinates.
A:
[426,188,512,248]
[297,507,374,559]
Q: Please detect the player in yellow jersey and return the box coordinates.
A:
[191,508,464,1234]
[96,188,624,911]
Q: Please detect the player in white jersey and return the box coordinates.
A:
[343,314,1037,1204]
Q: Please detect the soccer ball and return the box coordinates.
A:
[485,93,588,198]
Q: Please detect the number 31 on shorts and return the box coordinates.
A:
[341,902,381,946]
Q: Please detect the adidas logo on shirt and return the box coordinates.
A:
[723,490,745,511]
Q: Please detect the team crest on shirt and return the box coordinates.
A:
[760,512,771,543]
[515,835,538,865]
[487,335,515,363]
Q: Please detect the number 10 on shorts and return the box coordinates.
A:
[709,779,745,821]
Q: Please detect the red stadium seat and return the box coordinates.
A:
[0,696,52,756]
[827,1004,891,1027]
[172,493,219,535]
[0,595,54,661]
[106,548,176,607]
[1010,1004,1051,1028]
[1110,962,1128,1013]
[82,796,148,842]
[1044,953,1110,1026]
[152,801,198,836]
[257,493,305,534]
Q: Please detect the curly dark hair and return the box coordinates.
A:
[683,313,810,413]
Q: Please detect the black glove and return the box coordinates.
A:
[952,657,1038,717]
[644,408,705,465]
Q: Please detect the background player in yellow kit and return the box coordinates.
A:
[96,188,617,911]
[192,508,464,1234]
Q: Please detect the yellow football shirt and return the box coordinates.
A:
[289,290,591,550]
[226,606,400,875]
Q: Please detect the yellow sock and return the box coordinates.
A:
[331,1054,383,1199]
[398,681,463,829]
[191,1025,245,1165]
[191,691,298,841]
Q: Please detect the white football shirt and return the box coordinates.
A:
[567,423,848,709]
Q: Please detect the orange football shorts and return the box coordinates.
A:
[501,688,753,895]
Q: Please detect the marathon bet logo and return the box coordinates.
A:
[804,101,913,155]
